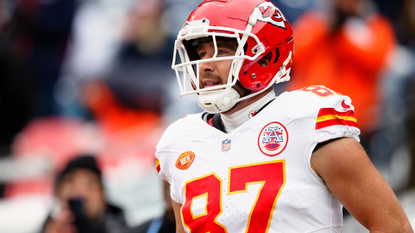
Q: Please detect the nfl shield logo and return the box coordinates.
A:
[221,139,231,152]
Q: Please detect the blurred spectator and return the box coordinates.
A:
[374,0,415,51]
[399,0,415,50]
[373,44,415,193]
[54,0,129,119]
[406,71,415,189]
[287,0,396,146]
[95,0,200,125]
[123,180,175,233]
[366,0,415,192]
[42,155,127,233]
[0,15,35,197]
[104,0,172,114]
[80,79,164,136]
[270,0,325,24]
[3,0,76,117]
[0,29,34,154]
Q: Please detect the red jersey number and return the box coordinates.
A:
[181,161,286,233]
[300,85,337,97]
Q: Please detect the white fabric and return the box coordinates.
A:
[156,87,360,233]
[221,89,276,133]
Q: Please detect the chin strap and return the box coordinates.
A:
[275,51,292,84]
[198,88,240,113]
[198,51,292,114]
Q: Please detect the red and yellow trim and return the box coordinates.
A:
[316,108,358,130]
[156,159,161,173]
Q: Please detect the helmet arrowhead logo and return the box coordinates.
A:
[256,2,287,29]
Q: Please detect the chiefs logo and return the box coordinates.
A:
[255,2,287,29]
[258,122,288,156]
[176,151,195,170]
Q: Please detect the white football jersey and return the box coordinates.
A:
[156,86,360,233]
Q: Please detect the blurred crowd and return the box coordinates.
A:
[0,0,414,232]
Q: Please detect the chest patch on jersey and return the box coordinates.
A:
[221,139,231,152]
[258,122,288,156]
[176,151,195,170]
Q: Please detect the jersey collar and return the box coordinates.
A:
[203,89,276,133]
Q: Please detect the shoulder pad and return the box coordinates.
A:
[281,86,357,127]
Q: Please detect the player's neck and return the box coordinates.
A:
[221,89,276,133]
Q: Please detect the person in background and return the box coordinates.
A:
[42,155,127,233]
[3,0,77,117]
[287,0,395,145]
[0,19,34,199]
[123,180,175,233]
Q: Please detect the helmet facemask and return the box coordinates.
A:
[172,18,266,113]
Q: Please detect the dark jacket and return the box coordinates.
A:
[122,211,175,233]
[42,203,128,233]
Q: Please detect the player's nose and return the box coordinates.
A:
[199,59,215,73]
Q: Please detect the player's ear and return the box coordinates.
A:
[258,52,272,67]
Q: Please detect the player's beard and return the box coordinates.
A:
[199,73,222,89]
[199,73,251,98]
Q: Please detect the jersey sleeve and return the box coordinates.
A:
[155,116,193,204]
[314,95,360,143]
[155,150,183,204]
[282,85,361,144]
[155,126,174,184]
[304,86,361,143]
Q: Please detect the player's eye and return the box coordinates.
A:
[199,52,207,59]
[217,50,229,56]
[217,46,236,57]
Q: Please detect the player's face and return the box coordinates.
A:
[196,40,237,89]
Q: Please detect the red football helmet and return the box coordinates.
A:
[172,0,294,113]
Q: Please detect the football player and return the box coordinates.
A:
[156,0,413,232]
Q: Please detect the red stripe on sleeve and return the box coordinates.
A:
[316,118,359,130]
[317,108,355,117]
[316,108,359,130]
